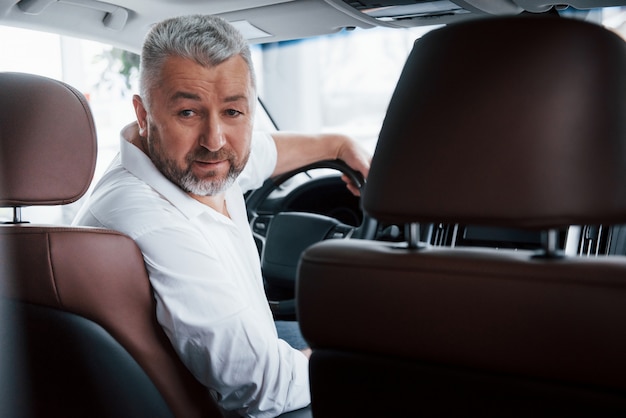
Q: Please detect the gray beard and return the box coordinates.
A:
[177,164,239,196]
[146,128,248,196]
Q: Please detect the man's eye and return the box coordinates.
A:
[179,109,194,117]
[225,109,242,117]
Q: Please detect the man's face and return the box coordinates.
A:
[135,55,255,197]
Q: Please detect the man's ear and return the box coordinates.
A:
[132,94,148,136]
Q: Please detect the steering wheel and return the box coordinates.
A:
[246,159,377,318]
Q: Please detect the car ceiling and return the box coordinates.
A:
[0,0,626,53]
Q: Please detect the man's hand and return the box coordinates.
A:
[336,137,371,196]
[300,348,312,359]
[271,132,372,196]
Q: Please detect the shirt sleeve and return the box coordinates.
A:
[238,131,277,193]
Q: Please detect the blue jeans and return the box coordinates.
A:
[275,320,308,350]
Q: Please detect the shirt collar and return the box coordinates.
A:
[119,131,239,223]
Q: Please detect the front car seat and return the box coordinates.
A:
[297,15,626,417]
[0,72,222,417]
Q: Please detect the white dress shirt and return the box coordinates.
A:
[73,131,310,417]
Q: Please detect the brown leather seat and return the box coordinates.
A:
[297,15,626,417]
[0,72,222,417]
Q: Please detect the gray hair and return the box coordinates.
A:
[139,14,255,109]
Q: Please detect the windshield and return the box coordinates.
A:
[252,25,437,153]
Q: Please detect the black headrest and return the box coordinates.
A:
[364,16,626,229]
[0,72,96,207]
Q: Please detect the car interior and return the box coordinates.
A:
[1,0,626,417]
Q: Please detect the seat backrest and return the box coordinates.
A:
[0,72,222,417]
[298,15,626,417]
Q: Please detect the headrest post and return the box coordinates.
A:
[407,223,420,249]
[540,229,561,258]
[13,207,22,224]
[3,207,28,225]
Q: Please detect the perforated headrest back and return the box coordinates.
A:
[364,16,626,229]
[0,72,97,206]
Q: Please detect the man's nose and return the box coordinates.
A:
[199,118,226,151]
